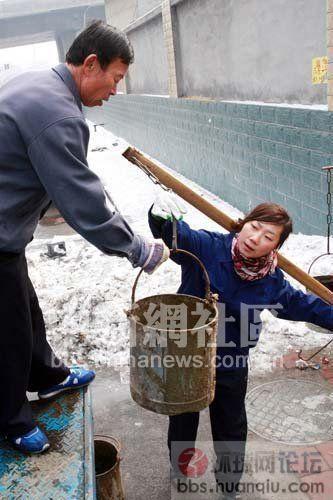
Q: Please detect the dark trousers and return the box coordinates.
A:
[168,367,248,492]
[0,251,70,437]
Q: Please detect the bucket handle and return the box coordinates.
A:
[131,247,213,305]
[307,252,332,276]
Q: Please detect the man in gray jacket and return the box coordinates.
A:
[0,20,169,453]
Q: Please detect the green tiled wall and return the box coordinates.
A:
[85,96,333,235]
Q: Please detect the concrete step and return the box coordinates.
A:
[0,387,96,500]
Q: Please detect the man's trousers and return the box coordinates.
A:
[0,251,70,437]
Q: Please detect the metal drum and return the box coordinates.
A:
[306,255,333,333]
[94,435,125,500]
[306,165,333,333]
[127,248,218,416]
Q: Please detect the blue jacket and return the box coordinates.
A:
[149,212,333,371]
[0,63,140,259]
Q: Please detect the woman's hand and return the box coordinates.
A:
[151,191,187,221]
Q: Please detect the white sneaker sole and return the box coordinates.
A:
[12,441,50,454]
[38,381,92,400]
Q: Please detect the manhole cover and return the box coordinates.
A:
[246,379,333,445]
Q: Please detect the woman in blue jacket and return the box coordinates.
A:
[148,194,333,499]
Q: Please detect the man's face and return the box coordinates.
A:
[79,56,128,107]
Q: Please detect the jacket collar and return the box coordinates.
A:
[52,63,82,111]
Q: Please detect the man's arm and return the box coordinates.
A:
[28,116,140,258]
[28,117,169,272]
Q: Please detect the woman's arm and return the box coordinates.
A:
[148,207,220,266]
[274,274,333,331]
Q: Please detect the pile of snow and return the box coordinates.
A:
[27,123,333,377]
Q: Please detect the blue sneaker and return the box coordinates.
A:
[9,426,50,454]
[38,367,95,400]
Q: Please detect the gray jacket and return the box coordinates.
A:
[0,63,141,259]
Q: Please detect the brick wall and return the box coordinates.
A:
[85,96,333,236]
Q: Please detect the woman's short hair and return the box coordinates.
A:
[66,20,134,69]
[233,202,293,248]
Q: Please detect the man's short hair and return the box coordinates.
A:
[66,20,134,69]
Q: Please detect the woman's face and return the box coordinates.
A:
[237,220,283,258]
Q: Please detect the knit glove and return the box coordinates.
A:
[151,192,187,221]
[130,236,170,274]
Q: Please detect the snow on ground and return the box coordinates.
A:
[26,122,333,377]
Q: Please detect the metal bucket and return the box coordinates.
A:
[94,435,125,500]
[312,275,333,292]
[306,254,333,333]
[127,248,218,416]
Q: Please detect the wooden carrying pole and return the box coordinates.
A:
[123,147,333,305]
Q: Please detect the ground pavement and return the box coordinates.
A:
[33,215,333,500]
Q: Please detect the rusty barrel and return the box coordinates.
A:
[127,248,218,416]
[94,435,125,500]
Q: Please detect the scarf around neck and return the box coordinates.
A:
[231,235,278,281]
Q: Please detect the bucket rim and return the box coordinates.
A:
[94,434,121,477]
[128,293,218,334]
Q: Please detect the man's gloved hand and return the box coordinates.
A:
[131,237,170,274]
[151,192,187,221]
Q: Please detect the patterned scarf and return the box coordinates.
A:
[231,235,278,281]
